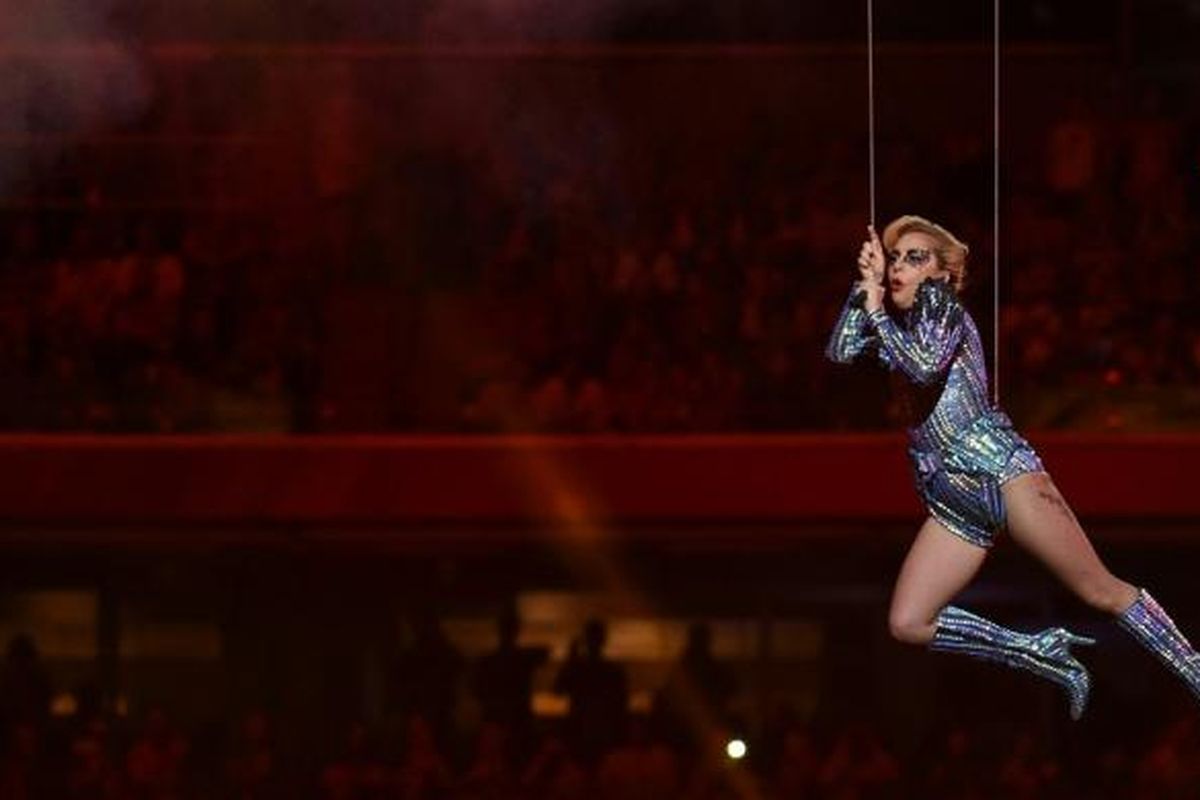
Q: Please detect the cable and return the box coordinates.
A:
[865,1,1000,405]
[992,0,1001,406]
[867,0,876,228]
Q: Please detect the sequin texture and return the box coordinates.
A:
[825,278,1045,547]
[1117,588,1200,701]
[930,605,1095,720]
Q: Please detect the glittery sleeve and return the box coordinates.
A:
[866,278,964,385]
[824,282,891,367]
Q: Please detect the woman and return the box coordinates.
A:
[824,214,1200,720]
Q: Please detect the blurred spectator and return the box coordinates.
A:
[125,705,189,800]
[520,734,590,800]
[223,708,279,799]
[64,681,124,799]
[457,722,519,800]
[0,722,47,800]
[392,611,465,751]
[0,635,51,730]
[595,714,680,800]
[1133,715,1200,799]
[553,619,630,764]
[814,721,901,800]
[390,714,453,800]
[654,622,738,755]
[997,730,1063,800]
[470,604,549,756]
[321,720,387,799]
[919,724,987,799]
[768,719,821,799]
[1044,96,1102,204]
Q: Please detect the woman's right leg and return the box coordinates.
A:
[888,516,988,645]
[888,516,1096,720]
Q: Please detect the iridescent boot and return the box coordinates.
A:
[929,605,1096,720]
[1116,588,1200,702]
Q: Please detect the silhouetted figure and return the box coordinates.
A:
[0,635,51,730]
[553,619,629,764]
[471,605,548,756]
[653,622,737,754]
[392,611,464,750]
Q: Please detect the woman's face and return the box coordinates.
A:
[887,231,950,310]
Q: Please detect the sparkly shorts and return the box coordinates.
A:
[907,411,1046,549]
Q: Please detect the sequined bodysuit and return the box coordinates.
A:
[824,277,1045,547]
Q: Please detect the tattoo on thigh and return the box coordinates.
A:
[1036,482,1078,524]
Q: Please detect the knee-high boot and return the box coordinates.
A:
[929,604,1095,720]
[1116,587,1200,702]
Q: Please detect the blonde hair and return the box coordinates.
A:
[881,214,969,292]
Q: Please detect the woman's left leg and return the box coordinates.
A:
[1004,470,1200,703]
[1001,471,1137,614]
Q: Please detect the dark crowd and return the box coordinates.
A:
[3,63,1200,433]
[2,613,1199,800]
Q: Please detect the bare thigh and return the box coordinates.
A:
[1002,471,1138,614]
[888,516,989,645]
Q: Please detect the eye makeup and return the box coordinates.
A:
[888,248,933,267]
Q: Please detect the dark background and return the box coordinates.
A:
[2,1,1200,797]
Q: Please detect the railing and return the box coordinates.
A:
[0,433,1195,525]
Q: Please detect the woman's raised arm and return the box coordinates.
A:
[825,282,888,366]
